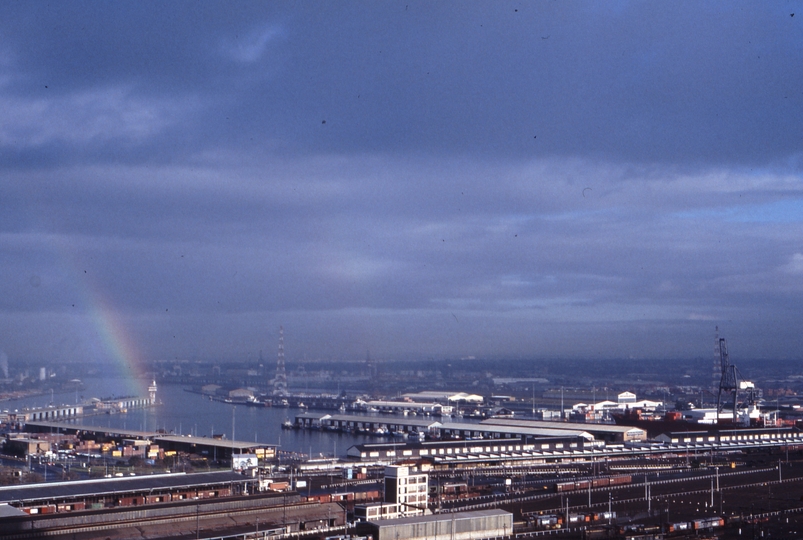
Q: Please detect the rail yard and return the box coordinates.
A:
[4,335,803,538]
[3,438,803,539]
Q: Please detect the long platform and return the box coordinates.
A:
[22,421,277,459]
[0,471,255,507]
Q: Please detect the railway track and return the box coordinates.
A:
[0,498,331,540]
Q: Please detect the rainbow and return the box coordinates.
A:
[59,243,150,398]
[83,290,149,397]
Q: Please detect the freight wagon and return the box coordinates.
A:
[23,504,57,515]
[693,517,724,530]
[554,475,632,492]
[667,521,691,532]
[665,518,723,533]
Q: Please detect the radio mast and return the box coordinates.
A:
[273,326,288,396]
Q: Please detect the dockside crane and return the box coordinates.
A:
[715,333,739,422]
[714,328,756,425]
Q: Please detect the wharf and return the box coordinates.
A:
[293,413,442,434]
[291,413,599,446]
[186,388,351,411]
[24,421,277,460]
[6,395,156,426]
[24,420,159,440]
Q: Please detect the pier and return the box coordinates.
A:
[293,413,442,435]
[18,405,83,422]
[23,421,277,461]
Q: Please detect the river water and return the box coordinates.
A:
[3,377,375,458]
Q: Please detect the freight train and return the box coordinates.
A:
[554,475,632,492]
[530,514,725,536]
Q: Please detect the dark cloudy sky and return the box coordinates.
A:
[1,1,802,365]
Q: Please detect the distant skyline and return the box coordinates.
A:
[1,2,802,366]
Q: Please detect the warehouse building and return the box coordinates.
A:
[19,405,84,422]
[357,509,513,540]
[347,434,591,463]
[294,413,442,435]
[357,400,454,416]
[480,418,646,443]
[154,435,276,461]
[402,391,484,404]
[439,421,595,443]
[655,426,803,445]
[0,471,260,514]
[21,422,276,463]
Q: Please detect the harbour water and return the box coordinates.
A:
[2,377,375,457]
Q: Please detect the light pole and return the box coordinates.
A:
[283,492,287,533]
[608,492,612,525]
[710,479,714,508]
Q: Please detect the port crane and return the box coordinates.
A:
[715,329,756,424]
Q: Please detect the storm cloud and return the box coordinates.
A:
[1,1,801,364]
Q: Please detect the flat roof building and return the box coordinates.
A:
[0,471,259,510]
[384,465,427,517]
[294,413,442,434]
[154,435,276,461]
[359,400,454,416]
[402,391,484,404]
[357,509,513,540]
[480,418,646,443]
[19,405,84,422]
[21,421,276,462]
[441,421,595,442]
[347,435,590,463]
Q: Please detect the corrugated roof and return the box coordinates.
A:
[368,509,511,527]
[481,418,645,435]
[0,471,250,504]
[441,422,594,441]
[0,503,26,517]
[154,435,276,449]
[23,421,159,438]
[324,414,442,427]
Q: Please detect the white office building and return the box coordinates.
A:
[355,465,429,521]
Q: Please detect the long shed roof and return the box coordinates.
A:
[0,471,249,504]
[441,421,594,441]
[481,418,645,436]
[368,509,511,527]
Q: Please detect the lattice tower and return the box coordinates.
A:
[273,326,288,396]
[713,326,721,392]
[715,334,740,421]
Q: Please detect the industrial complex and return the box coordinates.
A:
[3,329,803,539]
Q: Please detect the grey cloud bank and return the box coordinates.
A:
[0,1,801,364]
